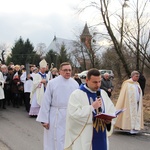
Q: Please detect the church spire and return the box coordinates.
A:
[81,23,91,37]
[80,23,92,49]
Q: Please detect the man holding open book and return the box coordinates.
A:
[64,68,116,150]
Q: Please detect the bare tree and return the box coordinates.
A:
[0,43,10,64]
[73,40,87,70]
[78,0,150,76]
[123,0,150,71]
[73,28,103,70]
[78,0,131,76]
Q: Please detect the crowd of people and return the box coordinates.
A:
[0,63,25,109]
[0,61,146,150]
[0,60,59,113]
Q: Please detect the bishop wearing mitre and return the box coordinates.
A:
[29,59,49,116]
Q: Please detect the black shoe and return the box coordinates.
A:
[3,107,6,109]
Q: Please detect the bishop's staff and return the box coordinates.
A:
[50,63,54,71]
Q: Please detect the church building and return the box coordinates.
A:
[47,23,93,71]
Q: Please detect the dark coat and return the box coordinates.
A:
[138,74,146,96]
[100,78,114,97]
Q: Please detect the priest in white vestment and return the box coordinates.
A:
[115,71,144,134]
[36,62,79,150]
[64,68,116,150]
[29,59,49,116]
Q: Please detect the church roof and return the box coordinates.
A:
[81,23,91,37]
[47,36,80,67]
[47,36,75,53]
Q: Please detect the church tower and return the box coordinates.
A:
[80,23,92,50]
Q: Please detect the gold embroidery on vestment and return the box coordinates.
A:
[93,118,106,132]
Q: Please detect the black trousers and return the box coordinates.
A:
[0,100,5,108]
[12,93,20,108]
[24,92,31,112]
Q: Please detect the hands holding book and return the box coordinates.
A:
[91,97,126,123]
[95,108,126,121]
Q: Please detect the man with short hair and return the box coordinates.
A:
[115,71,144,134]
[64,68,116,150]
[36,62,79,150]
[100,73,114,97]
[74,73,82,85]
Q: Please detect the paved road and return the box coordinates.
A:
[0,106,150,150]
[109,130,150,150]
[0,106,43,150]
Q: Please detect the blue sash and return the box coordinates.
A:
[38,72,47,91]
[80,84,107,150]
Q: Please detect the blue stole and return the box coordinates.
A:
[80,84,107,150]
[38,72,47,92]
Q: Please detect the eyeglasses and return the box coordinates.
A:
[61,69,72,72]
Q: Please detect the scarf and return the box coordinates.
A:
[38,72,47,91]
[80,84,106,132]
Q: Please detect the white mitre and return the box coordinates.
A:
[39,59,47,68]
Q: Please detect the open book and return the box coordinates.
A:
[95,108,126,120]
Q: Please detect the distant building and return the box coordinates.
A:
[80,23,92,50]
[79,23,93,69]
[47,36,80,68]
[47,23,93,71]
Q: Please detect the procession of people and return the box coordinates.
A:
[0,60,146,150]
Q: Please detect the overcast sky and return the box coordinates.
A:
[1,0,149,52]
[0,0,90,50]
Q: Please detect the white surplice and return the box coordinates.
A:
[20,71,34,93]
[36,75,79,150]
